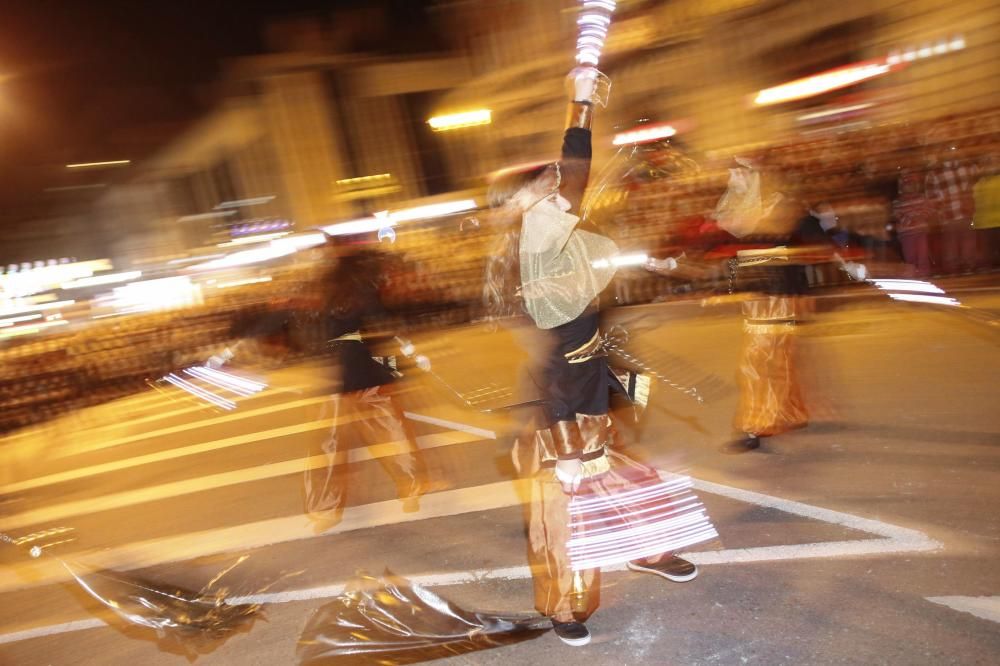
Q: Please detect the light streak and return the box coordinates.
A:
[162,373,236,411]
[189,245,296,271]
[65,160,130,169]
[754,60,894,106]
[60,271,142,290]
[0,319,69,339]
[871,279,945,294]
[167,254,225,265]
[888,293,962,307]
[177,211,237,222]
[213,277,272,289]
[575,0,616,66]
[796,103,875,122]
[612,124,676,145]
[215,195,276,209]
[566,473,718,570]
[0,314,43,327]
[271,233,326,251]
[427,110,492,131]
[336,173,392,186]
[217,232,290,248]
[185,366,267,396]
[0,300,76,317]
[184,368,256,398]
[592,252,648,269]
[321,217,390,237]
[385,199,478,222]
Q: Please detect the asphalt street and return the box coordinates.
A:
[0,283,998,665]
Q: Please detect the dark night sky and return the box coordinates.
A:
[0,0,440,223]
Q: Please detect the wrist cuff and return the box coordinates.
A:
[566,101,594,130]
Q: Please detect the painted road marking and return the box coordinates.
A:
[1,408,477,496]
[0,474,944,645]
[926,596,1000,624]
[49,394,331,459]
[1,419,342,495]
[0,430,484,531]
[403,411,496,440]
[0,474,940,599]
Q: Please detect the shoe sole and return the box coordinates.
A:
[626,561,699,583]
[555,633,592,647]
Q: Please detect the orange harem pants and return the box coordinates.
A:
[735,295,809,437]
[304,386,426,529]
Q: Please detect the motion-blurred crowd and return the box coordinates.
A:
[3,107,998,433]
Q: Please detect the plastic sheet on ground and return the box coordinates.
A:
[62,558,262,660]
[297,570,550,665]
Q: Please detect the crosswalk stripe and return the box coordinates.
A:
[48,394,333,460]
[2,418,342,495]
[0,430,484,531]
[0,478,531,594]
[926,596,1000,623]
[0,472,944,600]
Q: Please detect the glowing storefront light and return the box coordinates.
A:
[111,277,202,312]
[427,110,492,131]
[754,61,894,106]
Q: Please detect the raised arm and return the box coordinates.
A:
[558,68,607,212]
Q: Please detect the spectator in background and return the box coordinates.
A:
[893,172,935,277]
[972,152,1000,270]
[926,145,979,274]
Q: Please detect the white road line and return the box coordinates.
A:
[0,619,107,646]
[0,475,941,601]
[926,596,1000,624]
[1,408,484,496]
[48,394,332,460]
[403,411,496,440]
[1,419,341,495]
[0,430,484,531]
[690,478,941,559]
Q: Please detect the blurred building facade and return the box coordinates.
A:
[437,0,1000,172]
[92,12,473,268]
[89,0,999,268]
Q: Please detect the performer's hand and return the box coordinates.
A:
[844,261,868,281]
[206,347,234,369]
[555,458,584,494]
[566,66,611,107]
[644,256,679,274]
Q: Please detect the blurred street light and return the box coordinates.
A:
[754,60,896,106]
[65,160,130,169]
[613,123,676,145]
[427,109,491,131]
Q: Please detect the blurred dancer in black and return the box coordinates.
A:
[213,239,431,532]
[304,240,431,532]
